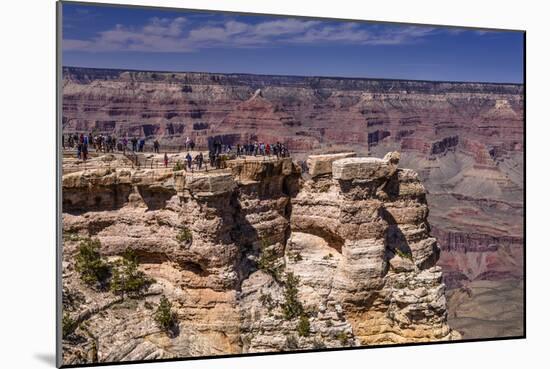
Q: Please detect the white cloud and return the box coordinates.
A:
[63,16,439,53]
[142,17,187,37]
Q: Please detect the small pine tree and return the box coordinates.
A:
[282,272,304,320]
[336,331,348,346]
[110,250,153,299]
[154,296,177,332]
[395,248,413,260]
[257,238,282,281]
[259,292,275,311]
[62,312,76,339]
[176,226,192,243]
[173,160,184,171]
[74,238,110,288]
[297,315,310,337]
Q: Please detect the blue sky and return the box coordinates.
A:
[62,2,524,83]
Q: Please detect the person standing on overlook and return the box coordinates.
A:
[138,138,145,152]
[82,142,88,161]
[153,139,160,153]
[197,152,203,170]
[185,152,193,170]
[185,136,191,150]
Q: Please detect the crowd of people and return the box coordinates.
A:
[63,133,184,160]
[63,133,290,170]
[210,140,290,158]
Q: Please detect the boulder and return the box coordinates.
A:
[307,152,356,177]
[332,152,399,181]
[184,172,236,196]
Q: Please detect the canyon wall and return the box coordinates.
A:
[62,67,524,339]
[61,153,458,365]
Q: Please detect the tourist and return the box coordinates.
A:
[197,152,203,170]
[164,153,168,168]
[209,151,215,168]
[139,138,145,152]
[153,139,160,153]
[186,152,193,170]
[82,143,88,161]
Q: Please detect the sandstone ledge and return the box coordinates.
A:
[332,153,399,181]
[307,152,356,177]
[176,171,236,196]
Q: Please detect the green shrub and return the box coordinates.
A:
[259,292,275,311]
[173,160,184,171]
[110,250,154,299]
[297,315,310,337]
[154,296,177,332]
[62,288,86,311]
[336,331,348,346]
[257,238,282,281]
[62,312,77,339]
[395,248,413,260]
[282,272,304,320]
[176,226,192,243]
[322,253,334,260]
[288,251,303,263]
[74,238,110,288]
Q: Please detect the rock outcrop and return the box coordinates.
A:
[61,151,458,365]
[62,67,524,342]
[307,152,356,177]
[291,152,453,343]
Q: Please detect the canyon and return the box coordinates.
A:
[62,151,460,365]
[61,67,524,355]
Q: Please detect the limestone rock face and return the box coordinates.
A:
[332,154,398,181]
[291,151,456,344]
[62,68,524,341]
[61,152,458,366]
[307,152,356,177]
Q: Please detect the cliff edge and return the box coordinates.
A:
[61,152,459,365]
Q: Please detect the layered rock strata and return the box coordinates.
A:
[62,67,524,340]
[61,152,458,365]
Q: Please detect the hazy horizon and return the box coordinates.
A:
[62,65,525,86]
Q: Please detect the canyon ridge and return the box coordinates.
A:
[61,67,524,364]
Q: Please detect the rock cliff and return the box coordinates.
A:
[62,67,524,340]
[61,152,458,365]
